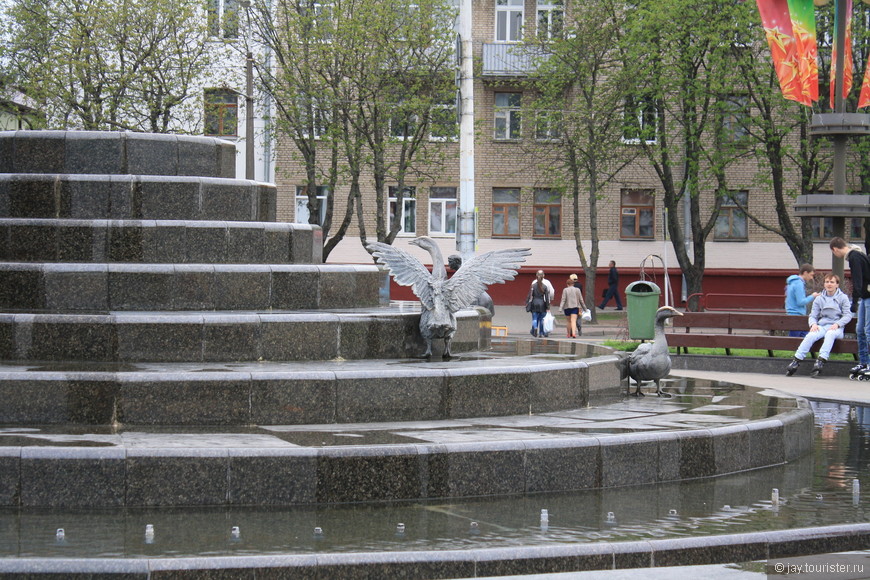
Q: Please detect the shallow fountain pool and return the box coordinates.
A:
[0,399,865,559]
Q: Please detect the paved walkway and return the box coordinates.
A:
[495,305,870,405]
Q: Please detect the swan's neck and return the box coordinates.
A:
[429,244,447,279]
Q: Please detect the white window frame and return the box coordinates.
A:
[428,187,458,237]
[313,2,334,40]
[389,108,420,141]
[207,0,240,40]
[535,110,562,141]
[429,100,458,141]
[300,98,330,139]
[494,92,522,140]
[496,0,524,42]
[622,96,657,145]
[720,94,749,143]
[389,186,417,236]
[295,185,328,226]
[536,0,563,40]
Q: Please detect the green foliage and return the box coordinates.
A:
[2,0,213,132]
[251,0,457,256]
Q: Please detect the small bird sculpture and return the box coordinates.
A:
[624,305,682,397]
[367,237,530,359]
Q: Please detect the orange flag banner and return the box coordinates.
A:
[830,0,853,107]
[859,60,870,108]
[787,0,818,103]
[756,0,809,104]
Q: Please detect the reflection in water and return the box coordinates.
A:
[1,398,869,558]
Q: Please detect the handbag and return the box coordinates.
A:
[581,308,592,322]
[543,311,555,334]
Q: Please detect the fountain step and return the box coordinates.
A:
[0,263,378,312]
[0,348,617,425]
[0,307,488,363]
[0,219,322,264]
[0,174,276,221]
[0,376,812,507]
[0,131,235,177]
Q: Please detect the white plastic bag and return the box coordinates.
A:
[581,308,592,322]
[543,311,555,334]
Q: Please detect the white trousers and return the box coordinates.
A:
[795,324,844,361]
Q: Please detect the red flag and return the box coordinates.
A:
[830,0,853,107]
[859,60,870,108]
[756,0,809,104]
[787,0,818,103]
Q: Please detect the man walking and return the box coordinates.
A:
[785,263,819,337]
[598,260,623,310]
[830,237,870,376]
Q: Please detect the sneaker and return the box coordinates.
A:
[785,358,801,376]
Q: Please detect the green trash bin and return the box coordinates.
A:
[625,281,661,340]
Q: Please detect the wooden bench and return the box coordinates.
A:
[667,312,858,358]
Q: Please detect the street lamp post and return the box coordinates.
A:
[793,0,870,279]
[241,0,255,180]
[246,50,255,180]
[456,0,476,259]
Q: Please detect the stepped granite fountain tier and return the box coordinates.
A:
[0,131,828,577]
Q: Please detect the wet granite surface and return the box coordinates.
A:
[0,131,235,178]
[0,376,813,508]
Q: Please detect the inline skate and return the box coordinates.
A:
[810,357,826,377]
[850,363,867,380]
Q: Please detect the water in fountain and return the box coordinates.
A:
[0,131,839,577]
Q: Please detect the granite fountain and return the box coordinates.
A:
[0,130,865,578]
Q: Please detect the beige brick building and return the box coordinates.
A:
[272,0,863,299]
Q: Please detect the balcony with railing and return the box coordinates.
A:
[481,43,551,78]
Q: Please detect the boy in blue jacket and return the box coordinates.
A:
[785,263,819,337]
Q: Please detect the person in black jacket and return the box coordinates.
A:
[830,237,870,375]
[598,260,623,310]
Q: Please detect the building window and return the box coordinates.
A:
[811,217,865,241]
[494,92,522,140]
[720,95,749,143]
[535,110,562,141]
[429,187,458,236]
[295,185,328,225]
[714,190,748,240]
[299,97,329,139]
[429,98,458,141]
[808,191,865,241]
[620,189,655,239]
[622,96,657,144]
[312,2,334,41]
[389,186,417,235]
[389,101,419,140]
[204,89,238,137]
[208,0,240,39]
[496,0,524,42]
[533,188,561,238]
[492,187,520,237]
[537,0,563,40]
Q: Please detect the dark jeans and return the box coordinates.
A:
[599,286,623,309]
